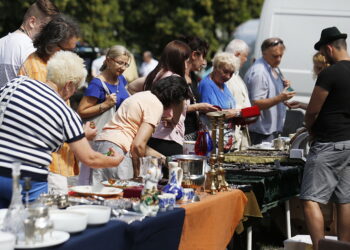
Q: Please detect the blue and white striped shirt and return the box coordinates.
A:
[0,76,84,181]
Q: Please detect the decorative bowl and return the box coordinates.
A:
[170,154,207,189]
[49,210,88,233]
[67,205,111,225]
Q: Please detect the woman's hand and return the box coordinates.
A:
[83,121,97,141]
[285,101,308,110]
[196,103,220,113]
[225,109,241,119]
[161,116,174,128]
[104,93,117,108]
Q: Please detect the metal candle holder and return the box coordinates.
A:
[205,111,230,194]
[216,115,229,191]
[207,115,218,194]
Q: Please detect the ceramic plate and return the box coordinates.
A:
[0,209,7,226]
[248,146,279,151]
[101,180,143,188]
[15,231,69,249]
[70,185,123,197]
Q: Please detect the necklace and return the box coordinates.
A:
[18,26,29,37]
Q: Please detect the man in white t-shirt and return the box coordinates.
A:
[91,49,107,78]
[0,0,59,88]
[139,51,158,77]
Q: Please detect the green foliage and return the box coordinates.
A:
[0,0,263,59]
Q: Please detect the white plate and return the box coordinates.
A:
[15,231,69,249]
[101,180,143,188]
[70,185,123,197]
[0,209,8,226]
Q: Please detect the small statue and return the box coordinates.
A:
[162,162,183,200]
[140,158,163,216]
[140,188,160,216]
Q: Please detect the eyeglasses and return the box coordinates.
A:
[268,40,284,48]
[109,57,130,68]
[57,44,76,52]
[220,68,235,77]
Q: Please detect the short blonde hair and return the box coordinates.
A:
[47,51,87,89]
[213,52,240,71]
[100,45,131,71]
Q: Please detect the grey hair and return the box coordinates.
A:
[47,51,87,89]
[225,39,249,55]
[213,52,240,72]
[100,45,131,71]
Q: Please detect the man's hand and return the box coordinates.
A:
[283,79,291,88]
[279,87,295,102]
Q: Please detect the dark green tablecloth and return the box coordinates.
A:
[225,165,304,213]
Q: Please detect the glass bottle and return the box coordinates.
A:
[2,162,26,242]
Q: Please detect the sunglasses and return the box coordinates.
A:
[268,40,284,48]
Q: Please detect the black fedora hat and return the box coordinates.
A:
[314,26,347,50]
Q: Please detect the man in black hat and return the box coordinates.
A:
[300,26,350,250]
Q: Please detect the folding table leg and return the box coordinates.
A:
[285,200,291,239]
[247,226,252,250]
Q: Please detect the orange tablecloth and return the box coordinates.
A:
[179,190,247,250]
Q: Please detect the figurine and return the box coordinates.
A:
[162,162,183,200]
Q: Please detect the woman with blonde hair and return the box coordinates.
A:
[198,52,241,117]
[78,45,131,133]
[0,51,124,207]
[286,52,329,110]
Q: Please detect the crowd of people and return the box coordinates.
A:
[0,1,350,249]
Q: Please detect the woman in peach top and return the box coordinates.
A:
[79,76,191,184]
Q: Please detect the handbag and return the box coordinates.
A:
[83,78,116,134]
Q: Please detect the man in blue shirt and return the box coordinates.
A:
[244,37,295,145]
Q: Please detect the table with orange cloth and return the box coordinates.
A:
[179,189,248,250]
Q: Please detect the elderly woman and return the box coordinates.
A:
[0,51,124,208]
[79,75,191,184]
[78,45,131,133]
[198,52,241,118]
[18,14,81,194]
[198,52,241,151]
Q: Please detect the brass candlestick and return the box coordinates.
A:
[216,115,230,191]
[205,113,219,194]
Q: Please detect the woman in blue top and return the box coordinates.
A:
[198,52,240,118]
[198,52,242,152]
[78,45,130,124]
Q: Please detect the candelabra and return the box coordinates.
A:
[216,115,230,191]
[206,113,218,194]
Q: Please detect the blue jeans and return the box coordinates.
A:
[0,176,47,208]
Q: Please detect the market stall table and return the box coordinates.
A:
[46,208,185,250]
[179,189,247,250]
[224,150,305,250]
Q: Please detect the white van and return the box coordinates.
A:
[254,0,350,104]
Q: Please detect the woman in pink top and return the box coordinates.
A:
[144,40,191,159]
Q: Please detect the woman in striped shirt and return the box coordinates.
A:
[0,51,124,208]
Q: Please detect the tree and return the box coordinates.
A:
[0,0,263,59]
